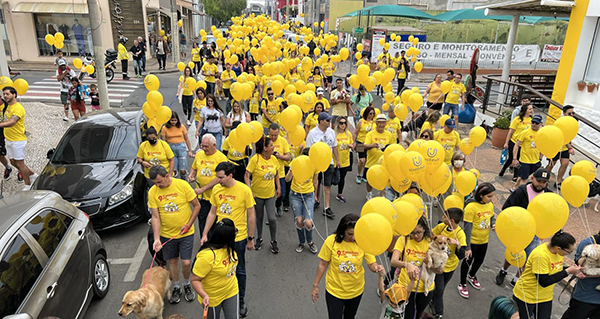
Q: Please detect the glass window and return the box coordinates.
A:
[52,123,139,163]
[585,20,600,83]
[25,210,72,260]
[0,235,44,317]
[34,13,91,57]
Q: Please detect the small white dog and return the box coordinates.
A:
[421,235,450,295]
[581,244,600,290]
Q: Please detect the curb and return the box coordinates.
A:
[14,68,181,75]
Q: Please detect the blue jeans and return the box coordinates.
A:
[354,108,361,126]
[141,54,146,71]
[234,239,247,300]
[276,177,287,208]
[133,59,143,75]
[289,191,314,244]
[524,236,541,258]
[169,142,187,177]
[385,187,399,201]
[443,102,459,117]
[206,82,215,95]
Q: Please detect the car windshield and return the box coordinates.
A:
[52,123,138,163]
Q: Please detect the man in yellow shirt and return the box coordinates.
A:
[261,87,280,133]
[117,36,130,80]
[220,62,237,114]
[149,165,201,304]
[202,162,256,317]
[322,59,336,91]
[364,114,395,200]
[512,114,543,191]
[201,57,219,95]
[443,73,466,126]
[188,133,228,236]
[434,119,460,165]
[0,87,35,186]
[268,123,291,216]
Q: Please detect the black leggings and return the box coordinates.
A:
[460,243,488,285]
[433,271,455,315]
[182,95,194,121]
[194,61,201,75]
[338,166,350,194]
[500,140,520,178]
[325,291,362,319]
[513,295,553,319]
[397,78,406,95]
[157,54,166,69]
[405,291,434,319]
[561,297,600,319]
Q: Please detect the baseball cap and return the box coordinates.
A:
[531,114,543,124]
[376,114,387,121]
[386,283,408,305]
[533,168,550,181]
[316,87,324,95]
[58,60,67,66]
[444,118,456,128]
[318,112,332,122]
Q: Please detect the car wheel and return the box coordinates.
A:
[93,254,110,299]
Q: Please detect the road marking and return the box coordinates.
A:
[108,236,149,282]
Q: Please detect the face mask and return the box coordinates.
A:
[148,139,157,145]
[453,160,464,168]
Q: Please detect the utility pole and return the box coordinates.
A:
[170,0,180,63]
[0,31,9,77]
[87,0,110,109]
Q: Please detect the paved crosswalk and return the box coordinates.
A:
[20,77,144,106]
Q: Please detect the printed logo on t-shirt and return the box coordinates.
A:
[218,203,232,215]
[200,167,213,177]
[339,261,356,273]
[163,202,179,213]
[550,261,563,271]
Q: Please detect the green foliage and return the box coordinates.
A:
[493,110,512,129]
[201,0,246,23]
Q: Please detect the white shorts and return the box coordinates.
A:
[6,140,27,160]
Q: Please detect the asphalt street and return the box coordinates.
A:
[16,71,570,319]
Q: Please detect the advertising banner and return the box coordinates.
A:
[540,44,563,62]
[387,42,541,63]
[371,29,387,63]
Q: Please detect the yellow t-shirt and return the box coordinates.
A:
[222,136,249,161]
[201,63,219,83]
[434,130,460,165]
[315,97,330,112]
[378,52,391,63]
[426,82,443,104]
[509,117,532,143]
[191,48,201,62]
[179,76,194,96]
[286,73,302,83]
[336,131,354,168]
[3,102,26,141]
[432,223,466,272]
[261,99,280,128]
[318,234,376,300]
[193,98,206,122]
[364,130,395,168]
[192,248,238,307]
[516,128,539,164]
[312,74,323,88]
[287,141,305,167]
[378,62,388,72]
[397,64,406,80]
[305,112,318,132]
[136,140,175,178]
[261,76,275,98]
[249,92,260,114]
[246,154,279,199]
[210,182,256,242]
[191,150,228,200]
[513,244,564,303]
[464,202,494,244]
[393,236,434,293]
[148,178,197,239]
[420,121,438,135]
[391,57,402,69]
[385,117,401,137]
[323,62,336,77]
[271,136,290,177]
[290,167,318,194]
[445,82,466,104]
[220,70,237,89]
[356,120,374,143]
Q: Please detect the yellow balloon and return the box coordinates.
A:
[159,30,165,36]
[561,175,589,207]
[408,35,414,42]
[288,125,305,147]
[339,47,349,60]
[295,80,306,93]
[357,64,370,79]
[228,130,247,152]
[458,138,474,155]
[470,168,480,179]
[54,41,64,49]
[357,43,364,51]
[439,114,450,128]
[156,106,172,124]
[363,76,376,92]
[355,52,362,60]
[230,82,244,101]
[236,123,254,145]
[527,193,569,239]
[361,197,397,227]
[142,102,155,118]
[196,79,207,90]
[349,75,361,90]
[414,61,423,73]
[280,107,301,131]
[505,249,527,268]
[408,94,423,113]
[420,164,450,195]
[384,144,405,162]
[271,80,284,95]
[455,170,477,196]
[177,20,183,27]
[394,104,408,120]
[177,62,185,71]
[188,61,195,70]
[384,91,395,104]
[309,142,332,172]
[390,175,411,194]
[146,90,163,109]
[496,207,537,252]
[401,90,413,106]
[382,68,396,85]
[469,126,487,147]
[13,78,29,96]
[391,199,420,235]
[572,160,597,183]
[45,34,55,45]
[305,83,316,93]
[408,139,426,153]
[355,213,393,255]
[554,116,579,145]
[444,194,464,211]
[400,151,426,181]
[250,121,264,143]
[441,81,452,94]
[284,84,297,98]
[144,74,160,91]
[421,140,445,171]
[536,125,564,159]
[73,58,83,69]
[291,156,314,182]
[366,164,390,191]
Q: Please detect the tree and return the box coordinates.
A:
[201,0,247,23]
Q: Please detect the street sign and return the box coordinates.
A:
[355,28,364,33]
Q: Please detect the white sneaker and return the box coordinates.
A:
[186,120,191,126]
[22,184,31,191]
[63,116,69,121]
[366,192,373,200]
[30,174,39,184]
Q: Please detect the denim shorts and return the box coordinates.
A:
[289,191,314,221]
[524,235,541,258]
[160,234,194,260]
[520,162,541,180]
[443,103,459,116]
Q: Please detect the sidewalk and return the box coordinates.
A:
[9,56,181,74]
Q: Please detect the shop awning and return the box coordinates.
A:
[342,5,439,20]
[176,0,205,15]
[12,2,89,14]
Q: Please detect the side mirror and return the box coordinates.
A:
[46,148,55,160]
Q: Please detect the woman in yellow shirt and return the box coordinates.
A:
[335,117,354,203]
[161,112,193,179]
[191,218,239,318]
[304,102,324,135]
[311,67,324,89]
[420,111,441,136]
[312,214,383,318]
[458,182,496,298]
[499,104,533,179]
[513,230,579,319]
[391,217,434,319]
[286,67,302,84]
[391,52,402,69]
[136,127,175,179]
[191,42,201,76]
[178,66,195,126]
[193,87,207,128]
[249,87,260,121]
[244,136,281,253]
[353,106,375,184]
[376,56,388,97]
[423,74,444,114]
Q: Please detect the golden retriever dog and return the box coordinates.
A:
[421,235,450,296]
[118,266,172,319]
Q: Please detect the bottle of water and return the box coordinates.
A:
[500,148,508,166]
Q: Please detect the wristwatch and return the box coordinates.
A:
[248,236,255,241]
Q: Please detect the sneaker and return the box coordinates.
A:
[254,238,263,251]
[276,206,283,217]
[183,283,195,302]
[30,173,39,184]
[355,176,362,184]
[336,194,346,203]
[457,284,469,299]
[557,182,562,190]
[362,177,368,183]
[366,192,373,200]
[376,288,381,297]
[187,120,192,126]
[314,200,320,209]
[270,240,279,254]
[17,172,23,183]
[169,286,181,304]
[3,167,12,180]
[296,243,305,253]
[22,185,31,191]
[283,205,290,212]
[308,242,318,254]
[510,278,517,287]
[265,219,269,225]
[63,116,68,121]
[467,275,482,290]
[323,207,335,219]
[495,269,507,285]
[239,299,248,317]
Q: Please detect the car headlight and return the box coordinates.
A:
[108,180,134,206]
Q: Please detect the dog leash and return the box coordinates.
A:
[142,226,191,288]
[412,265,423,319]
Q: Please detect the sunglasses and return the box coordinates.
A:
[345,221,357,227]
[268,93,274,96]
[339,121,347,125]
[421,135,430,138]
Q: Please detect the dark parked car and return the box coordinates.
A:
[0,191,109,319]
[32,109,149,231]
